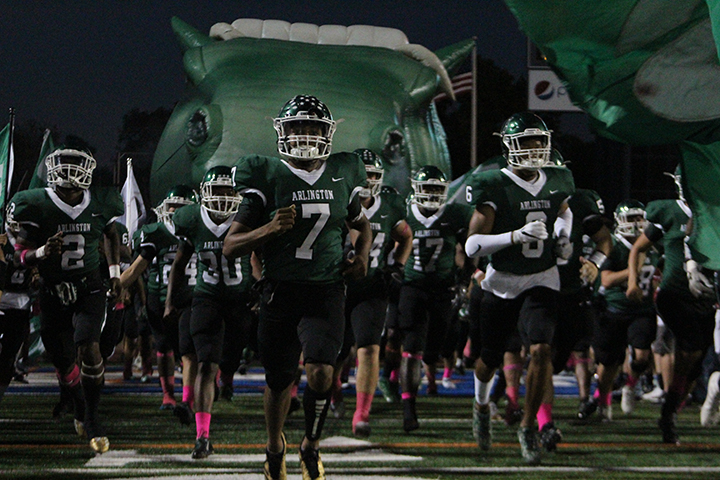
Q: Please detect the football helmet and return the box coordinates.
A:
[200,166,241,218]
[274,95,336,162]
[411,166,449,210]
[45,148,96,190]
[497,112,552,170]
[614,199,647,238]
[664,165,685,203]
[154,184,198,224]
[354,149,384,198]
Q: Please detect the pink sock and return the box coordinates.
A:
[354,391,373,423]
[594,389,611,406]
[183,385,194,406]
[195,412,211,438]
[537,403,552,431]
[626,374,638,388]
[160,376,176,404]
[505,386,520,407]
[443,367,453,379]
[401,392,415,401]
[389,370,398,383]
[463,339,472,359]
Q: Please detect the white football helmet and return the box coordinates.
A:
[45,148,96,190]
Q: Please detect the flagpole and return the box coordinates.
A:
[470,39,477,168]
[3,108,15,222]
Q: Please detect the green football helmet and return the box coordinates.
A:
[411,166,449,210]
[273,95,336,162]
[497,112,552,170]
[154,184,198,224]
[664,164,685,203]
[614,199,646,238]
[45,148,96,190]
[354,148,384,198]
[200,166,241,218]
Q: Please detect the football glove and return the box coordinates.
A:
[554,234,573,260]
[512,220,548,244]
[685,259,715,299]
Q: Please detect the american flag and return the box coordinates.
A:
[433,72,474,103]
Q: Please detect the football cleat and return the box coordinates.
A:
[402,398,420,433]
[441,377,456,390]
[518,427,541,465]
[353,420,371,438]
[598,404,613,422]
[378,377,400,403]
[659,414,680,445]
[191,436,214,459]
[504,402,523,426]
[173,402,194,426]
[577,398,597,421]
[220,384,234,402]
[299,442,326,480]
[473,401,492,450]
[621,384,637,415]
[539,422,563,452]
[89,436,110,454]
[264,433,287,480]
[701,371,720,427]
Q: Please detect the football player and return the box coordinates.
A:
[587,200,659,421]
[120,185,198,411]
[396,165,473,432]
[8,147,123,454]
[464,112,574,464]
[626,167,715,443]
[166,167,252,459]
[332,149,412,437]
[224,95,372,480]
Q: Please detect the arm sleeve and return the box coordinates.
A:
[233,193,265,229]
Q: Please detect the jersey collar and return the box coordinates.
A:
[200,206,233,238]
[362,196,382,219]
[501,168,547,197]
[281,159,327,186]
[411,203,446,228]
[46,187,90,220]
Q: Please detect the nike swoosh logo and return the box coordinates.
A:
[549,190,558,194]
[91,213,103,217]
[332,177,344,182]
[441,222,450,226]
[380,215,389,218]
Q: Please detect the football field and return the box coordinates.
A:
[2,366,720,480]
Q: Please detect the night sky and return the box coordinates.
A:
[0,1,527,163]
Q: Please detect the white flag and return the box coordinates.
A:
[118,158,146,238]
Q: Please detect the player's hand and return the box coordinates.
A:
[107,278,122,302]
[512,220,548,244]
[554,234,573,260]
[685,259,715,299]
[579,258,599,285]
[625,283,644,302]
[342,251,367,281]
[0,233,7,248]
[270,205,296,235]
[45,231,64,256]
[383,262,404,296]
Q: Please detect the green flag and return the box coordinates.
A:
[0,123,14,214]
[28,129,55,189]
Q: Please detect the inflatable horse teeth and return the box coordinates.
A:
[151,17,474,204]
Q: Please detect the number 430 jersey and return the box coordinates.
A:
[468,167,575,275]
[233,153,366,283]
[8,186,124,284]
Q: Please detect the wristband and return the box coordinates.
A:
[109,264,121,279]
[587,250,607,269]
[19,249,29,267]
[35,245,47,259]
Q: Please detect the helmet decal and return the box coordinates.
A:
[273,95,336,162]
[411,165,449,210]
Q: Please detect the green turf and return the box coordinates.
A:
[2,390,720,479]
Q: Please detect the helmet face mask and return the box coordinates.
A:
[411,166,449,211]
[154,185,198,224]
[354,149,384,198]
[45,148,96,190]
[664,165,685,203]
[498,113,552,170]
[614,200,647,238]
[274,95,336,162]
[200,167,241,219]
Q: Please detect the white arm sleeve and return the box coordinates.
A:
[554,205,573,238]
[465,232,513,258]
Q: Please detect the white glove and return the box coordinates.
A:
[685,259,715,299]
[554,234,573,260]
[512,220,548,244]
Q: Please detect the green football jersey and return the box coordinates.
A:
[172,204,251,297]
[362,189,408,277]
[644,199,692,295]
[599,235,658,313]
[133,221,197,302]
[8,186,124,284]
[233,153,366,283]
[468,167,575,275]
[404,201,473,289]
[558,188,605,294]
